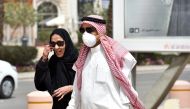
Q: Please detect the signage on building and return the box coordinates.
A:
[113,0,190,52]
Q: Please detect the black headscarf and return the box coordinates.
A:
[48,28,78,92]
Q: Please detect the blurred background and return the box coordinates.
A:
[0,0,190,109]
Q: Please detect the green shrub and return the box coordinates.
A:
[36,27,56,45]
[38,30,51,43]
[0,46,37,66]
[75,30,83,49]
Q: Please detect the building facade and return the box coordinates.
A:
[3,0,78,46]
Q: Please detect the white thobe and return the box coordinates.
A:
[67,45,137,109]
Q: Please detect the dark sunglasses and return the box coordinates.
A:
[49,41,65,47]
[79,27,96,34]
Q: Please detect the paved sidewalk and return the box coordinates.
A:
[137,64,190,73]
[18,71,35,80]
[18,64,190,80]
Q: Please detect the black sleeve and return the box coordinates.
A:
[34,58,52,92]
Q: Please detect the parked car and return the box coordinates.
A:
[0,60,18,98]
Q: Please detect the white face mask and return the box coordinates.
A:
[82,32,96,47]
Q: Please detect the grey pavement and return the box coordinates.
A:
[18,71,35,80]
[18,64,190,80]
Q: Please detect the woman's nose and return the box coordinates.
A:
[55,44,59,49]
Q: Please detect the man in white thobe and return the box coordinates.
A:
[67,15,144,109]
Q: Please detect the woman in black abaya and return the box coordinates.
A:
[34,28,78,109]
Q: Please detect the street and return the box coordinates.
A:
[0,78,36,109]
[0,66,190,109]
[137,66,190,105]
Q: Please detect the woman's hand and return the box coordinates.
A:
[42,45,52,61]
[52,85,73,101]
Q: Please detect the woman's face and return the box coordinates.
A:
[50,34,65,57]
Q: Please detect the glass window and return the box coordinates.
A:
[125,0,190,38]
[37,2,57,45]
[113,0,190,52]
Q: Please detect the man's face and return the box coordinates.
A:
[80,23,100,47]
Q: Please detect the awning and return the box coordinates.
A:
[46,15,65,26]
[38,17,53,25]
